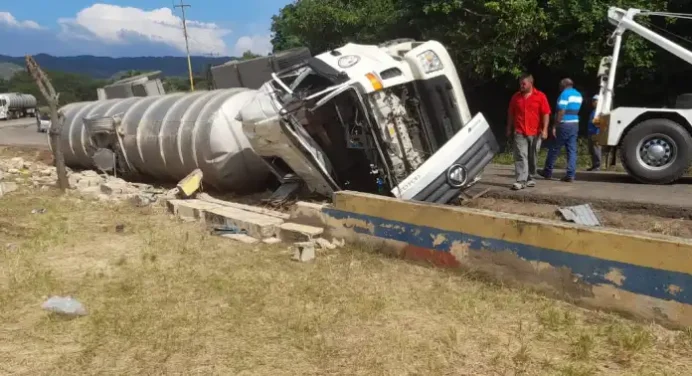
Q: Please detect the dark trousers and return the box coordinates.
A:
[544,123,578,178]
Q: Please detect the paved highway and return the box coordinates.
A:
[1,117,691,217]
[473,164,692,218]
[0,118,48,148]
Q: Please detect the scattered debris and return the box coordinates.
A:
[263,179,302,206]
[459,187,491,204]
[198,193,290,219]
[278,222,324,242]
[176,168,203,198]
[41,296,87,317]
[222,233,259,244]
[0,156,168,205]
[31,208,46,214]
[292,241,316,262]
[5,243,18,252]
[115,224,125,233]
[557,204,601,226]
[212,225,247,236]
[315,237,336,250]
[0,182,18,197]
[262,237,282,245]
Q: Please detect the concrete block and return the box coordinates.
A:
[197,193,290,219]
[167,199,222,222]
[289,201,329,228]
[278,222,324,242]
[204,206,285,239]
[222,233,260,244]
[292,241,315,262]
[0,182,18,197]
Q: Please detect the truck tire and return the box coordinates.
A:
[620,118,692,184]
[675,93,692,109]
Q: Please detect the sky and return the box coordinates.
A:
[0,0,292,57]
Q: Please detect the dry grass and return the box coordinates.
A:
[1,189,692,375]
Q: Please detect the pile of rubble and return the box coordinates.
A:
[0,156,168,204]
[1,156,344,259]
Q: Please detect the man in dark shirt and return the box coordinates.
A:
[506,74,551,190]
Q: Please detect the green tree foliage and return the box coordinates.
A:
[270,0,692,137]
[270,0,673,83]
[241,51,262,60]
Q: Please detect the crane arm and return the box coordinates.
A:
[596,7,692,119]
[607,7,692,66]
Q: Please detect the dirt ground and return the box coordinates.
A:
[1,148,692,375]
[463,197,692,239]
[1,187,692,376]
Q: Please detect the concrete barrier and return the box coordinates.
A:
[316,191,692,329]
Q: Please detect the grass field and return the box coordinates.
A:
[1,186,692,375]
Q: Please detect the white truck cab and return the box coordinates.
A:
[595,7,692,184]
[238,39,500,204]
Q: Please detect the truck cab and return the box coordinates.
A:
[239,39,499,204]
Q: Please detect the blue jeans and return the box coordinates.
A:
[544,123,578,178]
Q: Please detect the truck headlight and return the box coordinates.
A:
[417,50,443,73]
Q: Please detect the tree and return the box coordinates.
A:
[272,0,669,80]
[241,51,262,60]
[25,56,69,192]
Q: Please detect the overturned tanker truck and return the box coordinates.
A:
[54,39,500,204]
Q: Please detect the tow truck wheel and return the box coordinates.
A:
[620,118,692,184]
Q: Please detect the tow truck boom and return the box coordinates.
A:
[595,7,692,185]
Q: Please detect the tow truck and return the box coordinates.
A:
[239,39,500,204]
[595,7,692,184]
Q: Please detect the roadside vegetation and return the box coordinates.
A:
[493,138,595,170]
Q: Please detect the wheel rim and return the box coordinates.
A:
[635,133,677,170]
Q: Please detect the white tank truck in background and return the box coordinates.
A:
[54,39,500,205]
[0,93,37,120]
[594,7,692,184]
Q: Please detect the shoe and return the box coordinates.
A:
[537,170,552,179]
[511,182,525,190]
[561,176,574,182]
[587,166,600,172]
[525,180,536,188]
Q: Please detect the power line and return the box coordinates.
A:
[174,0,195,91]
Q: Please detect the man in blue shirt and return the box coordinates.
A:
[539,78,583,182]
[587,95,601,171]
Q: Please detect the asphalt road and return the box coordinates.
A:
[1,119,691,217]
[0,118,48,149]
[473,164,692,218]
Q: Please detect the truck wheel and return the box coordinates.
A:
[620,118,692,184]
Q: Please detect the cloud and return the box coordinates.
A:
[57,4,232,55]
[234,35,273,56]
[0,12,42,29]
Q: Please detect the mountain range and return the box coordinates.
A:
[0,54,236,80]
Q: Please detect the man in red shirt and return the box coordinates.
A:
[506,74,551,190]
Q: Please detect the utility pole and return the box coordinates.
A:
[174,0,195,91]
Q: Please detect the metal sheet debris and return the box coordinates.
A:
[557,204,601,226]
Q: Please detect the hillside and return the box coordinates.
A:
[0,62,23,80]
[0,54,235,79]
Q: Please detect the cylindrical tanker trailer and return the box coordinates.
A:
[0,93,38,120]
[53,88,271,192]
